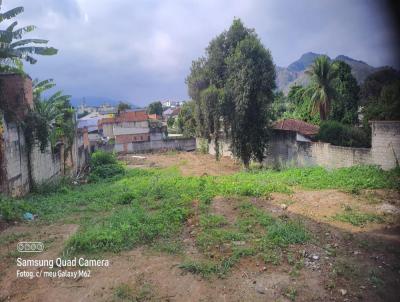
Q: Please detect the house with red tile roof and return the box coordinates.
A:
[98,110,150,142]
[273,119,319,141]
[98,110,167,147]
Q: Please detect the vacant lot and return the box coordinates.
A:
[0,152,399,302]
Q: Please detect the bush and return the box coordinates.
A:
[90,150,118,167]
[316,121,370,148]
[89,151,124,182]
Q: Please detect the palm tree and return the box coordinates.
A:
[304,55,337,120]
[0,1,57,71]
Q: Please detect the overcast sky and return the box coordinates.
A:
[3,0,399,106]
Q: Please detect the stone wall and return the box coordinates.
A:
[114,138,196,153]
[197,121,400,171]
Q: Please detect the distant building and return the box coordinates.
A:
[98,103,117,114]
[77,101,116,115]
[78,112,114,151]
[78,112,113,133]
[148,114,162,120]
[273,119,319,142]
[98,110,167,147]
[161,100,184,108]
[163,107,181,122]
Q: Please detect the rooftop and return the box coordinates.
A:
[273,119,319,136]
[98,110,148,126]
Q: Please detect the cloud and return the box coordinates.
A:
[1,0,398,105]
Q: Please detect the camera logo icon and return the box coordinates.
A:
[17,242,44,252]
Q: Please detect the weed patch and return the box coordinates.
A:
[333,207,385,226]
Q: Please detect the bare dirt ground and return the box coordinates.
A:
[119,151,241,176]
[1,152,399,302]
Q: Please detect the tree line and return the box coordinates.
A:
[181,19,400,163]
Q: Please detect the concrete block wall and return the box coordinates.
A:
[308,143,372,169]
[198,121,400,171]
[1,120,30,196]
[371,121,400,170]
[30,146,62,185]
[114,138,196,153]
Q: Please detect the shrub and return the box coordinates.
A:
[316,121,370,148]
[89,150,124,182]
[90,150,118,167]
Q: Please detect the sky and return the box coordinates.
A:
[2,0,399,106]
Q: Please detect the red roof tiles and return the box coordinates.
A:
[98,110,148,127]
[115,111,148,123]
[273,119,319,136]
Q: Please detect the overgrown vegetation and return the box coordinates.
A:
[89,150,125,182]
[316,121,370,148]
[333,206,385,226]
[1,160,398,278]
[179,199,309,278]
[360,68,400,124]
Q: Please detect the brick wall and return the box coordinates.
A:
[0,74,33,121]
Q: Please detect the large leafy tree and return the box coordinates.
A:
[304,55,337,120]
[226,36,275,166]
[176,100,196,138]
[0,1,57,71]
[359,68,400,105]
[330,61,360,124]
[271,85,320,125]
[187,19,276,167]
[362,80,400,122]
[359,68,400,125]
[117,101,131,114]
[147,101,163,116]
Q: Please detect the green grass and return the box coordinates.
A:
[182,199,309,276]
[246,165,400,190]
[333,207,385,226]
[0,232,29,245]
[0,164,397,277]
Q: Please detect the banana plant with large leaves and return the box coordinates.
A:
[0,0,57,71]
[31,78,75,152]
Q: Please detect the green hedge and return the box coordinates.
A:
[316,121,370,148]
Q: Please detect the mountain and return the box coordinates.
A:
[287,52,321,72]
[276,52,381,94]
[333,55,377,83]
